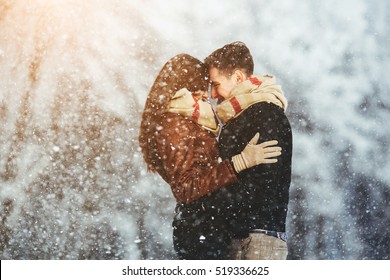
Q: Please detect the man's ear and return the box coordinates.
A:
[233,69,247,83]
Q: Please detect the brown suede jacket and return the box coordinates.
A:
[155,112,238,203]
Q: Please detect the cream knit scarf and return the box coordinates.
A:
[167,88,220,135]
[216,75,288,123]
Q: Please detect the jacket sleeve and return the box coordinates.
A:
[156,121,238,203]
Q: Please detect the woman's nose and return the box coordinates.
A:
[193,90,208,101]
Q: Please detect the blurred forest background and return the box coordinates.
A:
[0,0,389,259]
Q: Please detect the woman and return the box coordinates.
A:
[139,54,281,259]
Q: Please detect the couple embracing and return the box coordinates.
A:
[139,42,292,260]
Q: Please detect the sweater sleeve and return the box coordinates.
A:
[156,119,238,203]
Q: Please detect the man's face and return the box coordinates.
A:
[208,67,238,104]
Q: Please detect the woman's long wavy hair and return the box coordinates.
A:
[139,54,209,174]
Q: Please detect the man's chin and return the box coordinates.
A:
[217,97,225,104]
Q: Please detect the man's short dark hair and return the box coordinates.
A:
[204,41,254,76]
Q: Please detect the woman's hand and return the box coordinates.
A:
[231,133,282,173]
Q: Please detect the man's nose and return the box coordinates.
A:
[210,88,218,99]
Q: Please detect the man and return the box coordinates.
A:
[204,41,292,259]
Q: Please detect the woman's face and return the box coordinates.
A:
[192,90,209,102]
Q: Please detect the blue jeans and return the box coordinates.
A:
[227,231,288,260]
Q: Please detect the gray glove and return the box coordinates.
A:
[231,133,281,173]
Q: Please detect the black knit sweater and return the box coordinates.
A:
[218,102,293,237]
